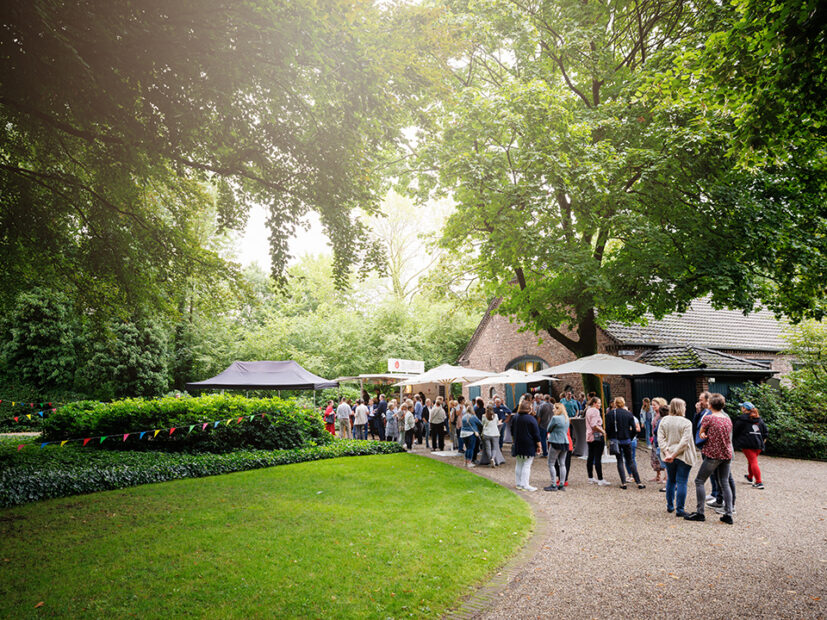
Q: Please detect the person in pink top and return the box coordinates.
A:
[685,393,734,524]
[585,397,610,486]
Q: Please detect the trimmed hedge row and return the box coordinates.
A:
[40,394,332,452]
[0,440,405,508]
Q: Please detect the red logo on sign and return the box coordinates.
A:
[394,360,400,369]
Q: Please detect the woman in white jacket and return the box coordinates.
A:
[657,398,698,517]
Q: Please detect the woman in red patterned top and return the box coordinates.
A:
[684,393,735,524]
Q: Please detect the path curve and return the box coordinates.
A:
[414,443,827,619]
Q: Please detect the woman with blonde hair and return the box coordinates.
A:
[544,403,570,492]
[479,405,505,467]
[657,398,698,516]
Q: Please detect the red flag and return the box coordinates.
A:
[169,427,176,435]
[83,438,91,446]
[236,417,243,424]
[123,434,129,442]
[17,444,24,451]
[13,417,18,422]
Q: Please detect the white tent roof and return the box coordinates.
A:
[538,353,674,377]
[393,363,493,386]
[465,368,558,388]
[334,373,418,385]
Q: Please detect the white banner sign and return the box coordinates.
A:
[388,358,425,374]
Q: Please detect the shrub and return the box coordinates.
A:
[0,440,405,508]
[729,383,827,460]
[40,394,333,452]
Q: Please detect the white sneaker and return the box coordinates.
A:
[588,478,597,484]
[597,479,611,486]
[705,494,715,502]
[468,463,476,468]
[524,485,538,492]
[516,485,525,490]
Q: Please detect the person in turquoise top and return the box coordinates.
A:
[561,391,579,418]
[545,403,570,491]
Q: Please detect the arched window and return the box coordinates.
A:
[505,355,548,374]
[488,386,496,399]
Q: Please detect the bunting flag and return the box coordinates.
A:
[12,410,275,452]
[26,414,31,420]
[13,417,18,422]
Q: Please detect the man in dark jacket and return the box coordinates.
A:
[374,394,387,441]
[606,398,644,489]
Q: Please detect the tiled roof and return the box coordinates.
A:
[605,298,788,352]
[638,346,774,373]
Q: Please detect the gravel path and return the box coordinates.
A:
[412,441,827,619]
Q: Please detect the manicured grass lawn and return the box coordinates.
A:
[0,453,532,618]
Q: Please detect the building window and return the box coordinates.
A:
[506,355,548,374]
[489,387,496,399]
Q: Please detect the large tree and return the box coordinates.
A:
[0,0,427,314]
[407,0,826,384]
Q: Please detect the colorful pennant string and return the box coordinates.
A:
[11,412,272,451]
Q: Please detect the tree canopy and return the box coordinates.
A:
[0,0,427,314]
[405,0,826,372]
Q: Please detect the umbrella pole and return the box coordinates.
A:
[598,375,615,462]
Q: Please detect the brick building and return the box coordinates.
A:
[459,297,789,412]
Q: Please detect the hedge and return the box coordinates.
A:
[40,394,332,452]
[0,440,405,508]
[728,383,827,461]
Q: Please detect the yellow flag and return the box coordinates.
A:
[60,440,68,447]
[153,429,161,438]
[226,418,231,425]
[26,414,31,420]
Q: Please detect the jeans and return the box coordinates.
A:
[514,456,534,488]
[547,444,567,487]
[713,469,736,506]
[499,422,506,448]
[664,458,692,514]
[616,442,641,484]
[353,424,366,440]
[455,428,464,452]
[587,439,604,480]
[463,435,476,461]
[430,422,445,450]
[421,421,430,447]
[644,418,653,445]
[556,449,572,483]
[482,435,504,465]
[540,433,548,457]
[695,457,733,516]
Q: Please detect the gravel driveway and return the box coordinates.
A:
[415,442,827,619]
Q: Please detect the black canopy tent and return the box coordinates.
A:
[186,361,338,391]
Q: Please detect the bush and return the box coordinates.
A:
[728,383,827,461]
[40,394,333,453]
[0,439,405,508]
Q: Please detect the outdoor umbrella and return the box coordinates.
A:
[392,364,493,397]
[465,368,559,389]
[538,354,673,459]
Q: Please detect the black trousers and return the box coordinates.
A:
[616,442,641,484]
[405,429,414,450]
[430,422,445,450]
[587,439,604,480]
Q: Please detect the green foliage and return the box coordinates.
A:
[0,440,405,508]
[405,0,826,365]
[0,288,79,391]
[783,320,827,395]
[41,395,333,453]
[78,320,170,400]
[728,383,827,460]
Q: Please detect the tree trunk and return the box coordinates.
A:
[575,308,602,397]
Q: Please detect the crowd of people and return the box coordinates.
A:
[322,387,768,525]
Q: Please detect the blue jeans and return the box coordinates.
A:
[540,433,548,457]
[463,435,476,461]
[665,459,692,514]
[615,441,641,484]
[644,418,653,445]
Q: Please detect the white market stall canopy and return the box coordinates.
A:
[538,353,674,378]
[334,373,418,386]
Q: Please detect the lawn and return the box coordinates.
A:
[0,453,533,618]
